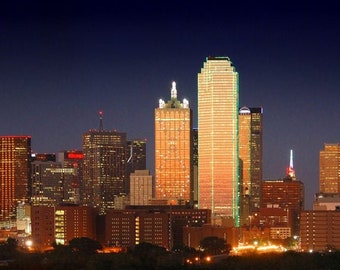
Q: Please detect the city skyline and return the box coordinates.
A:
[1,2,340,209]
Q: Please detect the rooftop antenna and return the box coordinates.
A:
[99,111,104,131]
[286,149,296,179]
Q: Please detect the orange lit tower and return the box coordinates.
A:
[198,56,240,226]
[320,143,340,193]
[154,81,193,204]
[239,107,263,222]
[0,136,31,226]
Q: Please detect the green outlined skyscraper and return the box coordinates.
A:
[198,56,240,226]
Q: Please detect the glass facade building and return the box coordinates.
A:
[154,81,193,204]
[198,56,240,226]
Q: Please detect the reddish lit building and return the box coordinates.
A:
[261,177,304,235]
[0,136,31,227]
[31,205,55,250]
[31,205,96,250]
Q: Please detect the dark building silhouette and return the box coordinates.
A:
[105,205,211,250]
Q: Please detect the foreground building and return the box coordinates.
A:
[198,56,240,226]
[31,205,96,250]
[105,206,211,250]
[261,177,304,235]
[300,210,340,252]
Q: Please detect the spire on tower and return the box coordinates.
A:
[286,149,296,179]
[99,111,104,131]
[171,81,177,99]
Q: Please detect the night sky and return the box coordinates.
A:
[1,1,339,209]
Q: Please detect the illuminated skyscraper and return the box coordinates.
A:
[82,113,127,213]
[198,56,240,226]
[320,143,340,193]
[0,136,31,226]
[239,107,263,220]
[155,81,193,204]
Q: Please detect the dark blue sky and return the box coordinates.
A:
[1,1,339,209]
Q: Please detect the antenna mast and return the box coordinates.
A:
[286,149,296,179]
[99,111,104,131]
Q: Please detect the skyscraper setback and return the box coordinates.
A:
[198,56,240,226]
[0,136,31,226]
[154,81,193,204]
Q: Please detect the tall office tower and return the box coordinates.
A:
[319,143,340,193]
[239,107,263,223]
[57,150,84,205]
[198,56,240,226]
[0,136,31,226]
[82,113,127,213]
[126,139,147,193]
[155,81,193,205]
[130,170,153,205]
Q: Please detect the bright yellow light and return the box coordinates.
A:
[25,240,33,247]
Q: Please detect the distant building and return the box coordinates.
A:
[319,143,340,193]
[239,106,263,224]
[31,153,56,162]
[31,161,65,205]
[155,81,193,205]
[57,150,83,205]
[313,193,340,210]
[198,56,240,226]
[129,170,153,206]
[82,114,127,213]
[300,210,340,252]
[126,139,147,194]
[126,139,147,174]
[261,177,304,235]
[0,136,31,228]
